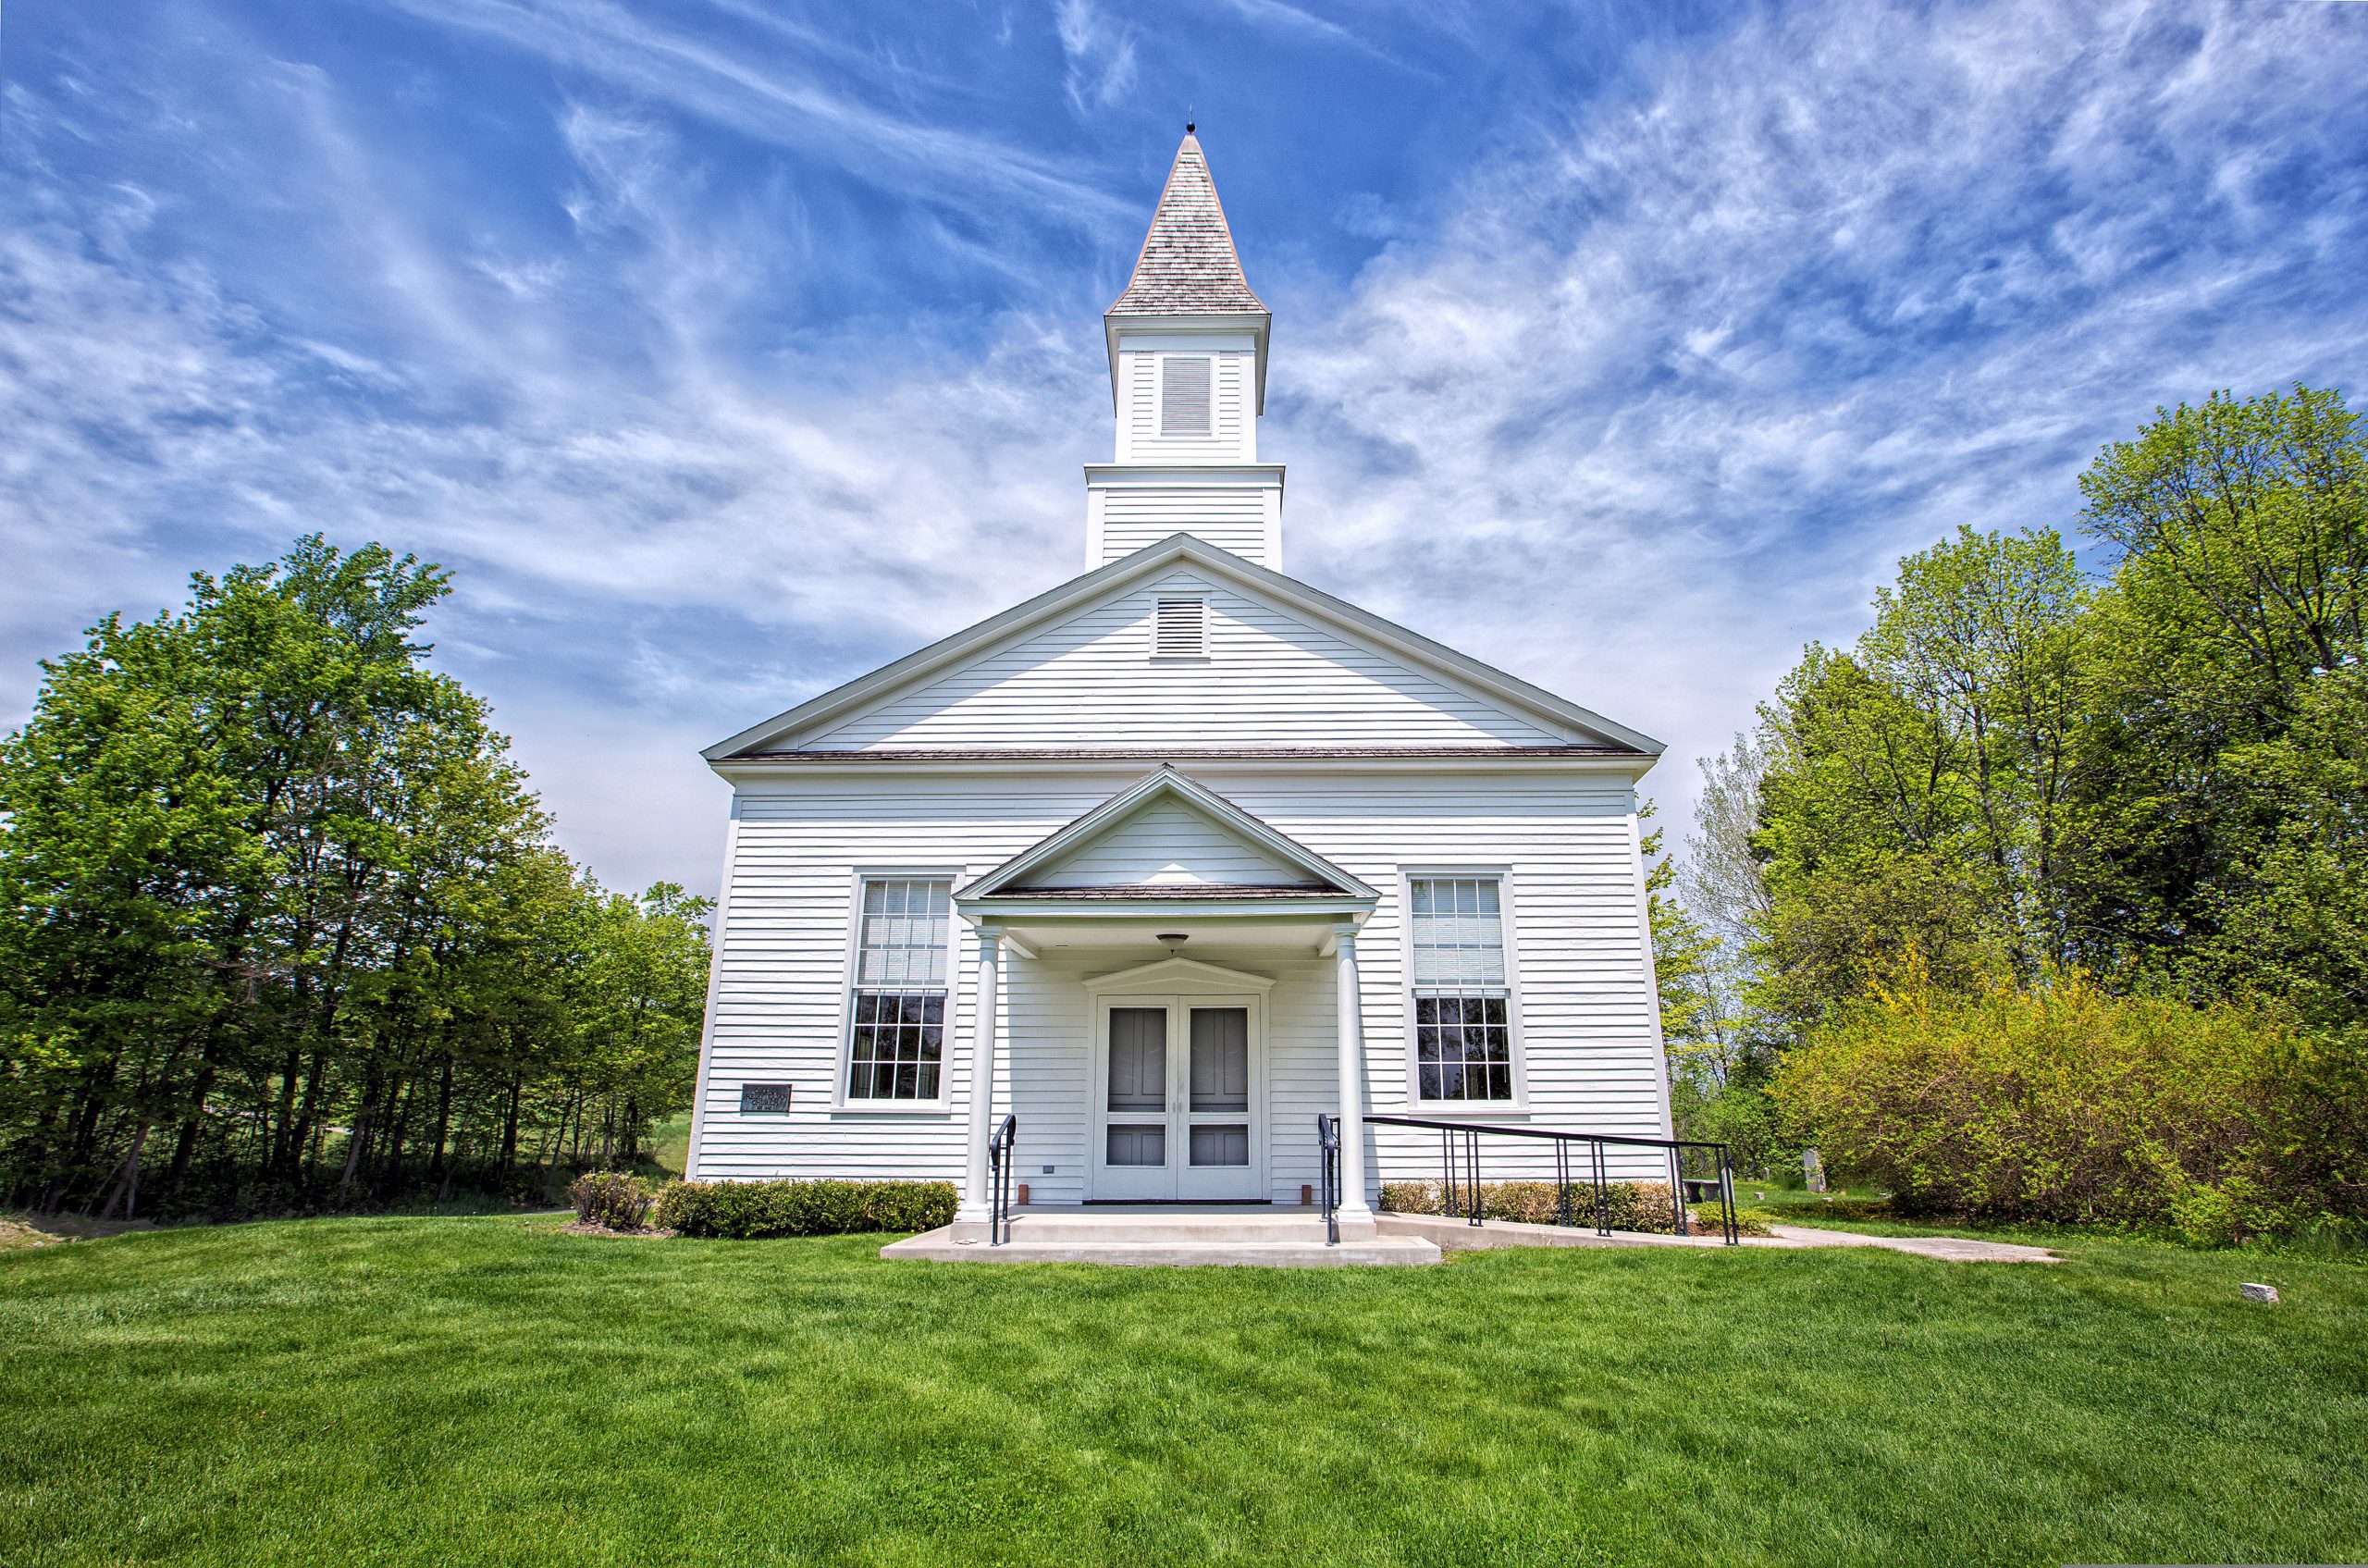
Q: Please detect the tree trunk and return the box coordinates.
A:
[96,1121,153,1221]
[376,1076,416,1198]
[498,1075,524,1184]
[268,1046,302,1175]
[426,1056,455,1186]
[166,1058,219,1198]
[338,1068,381,1197]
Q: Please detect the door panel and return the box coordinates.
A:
[1189,1008,1249,1110]
[1105,1124,1166,1167]
[1107,1007,1167,1111]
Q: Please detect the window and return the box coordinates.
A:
[1409,876,1514,1102]
[1153,596,1208,659]
[1159,355,1212,436]
[845,878,951,1100]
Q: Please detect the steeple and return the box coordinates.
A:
[1087,130,1285,570]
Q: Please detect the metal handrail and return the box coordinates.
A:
[1363,1113,1738,1245]
[1314,1114,1341,1244]
[986,1114,1018,1246]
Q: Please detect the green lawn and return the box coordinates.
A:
[3,1216,2362,1567]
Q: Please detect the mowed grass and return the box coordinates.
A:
[3,1217,2363,1567]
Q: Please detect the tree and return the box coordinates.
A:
[0,537,712,1217]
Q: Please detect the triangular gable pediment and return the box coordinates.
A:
[958,769,1376,901]
[706,536,1661,760]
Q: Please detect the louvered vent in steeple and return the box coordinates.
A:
[1160,356,1212,436]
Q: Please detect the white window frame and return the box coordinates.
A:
[1157,352,1215,438]
[1397,866,1528,1114]
[831,867,963,1115]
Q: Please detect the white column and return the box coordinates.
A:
[956,925,1003,1225]
[1334,922,1375,1230]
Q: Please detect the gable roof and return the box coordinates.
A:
[1106,133,1266,317]
[956,768,1377,902]
[705,533,1663,762]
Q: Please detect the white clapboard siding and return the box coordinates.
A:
[805,569,1569,750]
[1098,484,1272,563]
[1027,796,1305,887]
[1118,350,1253,463]
[689,768,1671,1196]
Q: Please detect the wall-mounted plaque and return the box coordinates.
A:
[739,1082,792,1115]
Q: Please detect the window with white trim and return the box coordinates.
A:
[1409,876,1513,1102]
[845,878,951,1100]
[1153,596,1208,659]
[1159,355,1212,436]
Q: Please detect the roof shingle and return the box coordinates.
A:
[1107,133,1266,317]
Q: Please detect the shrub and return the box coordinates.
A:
[1379,1179,1684,1231]
[568,1171,654,1231]
[652,1179,956,1239]
[1773,967,2368,1237]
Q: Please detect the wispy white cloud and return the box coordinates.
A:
[1054,0,1139,114]
[375,0,1134,234]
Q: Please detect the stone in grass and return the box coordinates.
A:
[2240,1282,2280,1304]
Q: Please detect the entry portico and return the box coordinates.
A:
[952,767,1379,1233]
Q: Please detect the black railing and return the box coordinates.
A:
[1314,1113,1341,1244]
[986,1114,1018,1246]
[1363,1114,1738,1245]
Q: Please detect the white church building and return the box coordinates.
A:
[683,131,1673,1249]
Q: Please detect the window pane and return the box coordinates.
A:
[1410,876,1506,987]
[1413,982,1514,1103]
[856,879,950,988]
[846,983,947,1099]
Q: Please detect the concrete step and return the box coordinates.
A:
[1004,1210,1333,1243]
[881,1232,1442,1267]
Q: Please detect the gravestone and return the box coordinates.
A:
[2240,1282,2279,1304]
[1802,1148,1827,1193]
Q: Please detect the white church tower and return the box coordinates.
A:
[1086,129,1285,569]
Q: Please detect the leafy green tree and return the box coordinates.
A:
[0,537,712,1218]
[2071,385,2368,1011]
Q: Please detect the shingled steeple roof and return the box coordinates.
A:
[1107,131,1267,316]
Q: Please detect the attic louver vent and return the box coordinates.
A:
[1160,355,1213,437]
[1153,597,1209,659]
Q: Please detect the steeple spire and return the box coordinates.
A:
[1108,130,1266,317]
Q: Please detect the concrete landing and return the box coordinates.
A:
[882,1205,1441,1266]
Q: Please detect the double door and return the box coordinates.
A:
[1091,993,1264,1201]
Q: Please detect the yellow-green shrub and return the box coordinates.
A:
[1773,968,2365,1238]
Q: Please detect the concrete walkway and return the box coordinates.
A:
[1375,1212,2057,1262]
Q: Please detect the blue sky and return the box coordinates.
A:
[5,0,2366,897]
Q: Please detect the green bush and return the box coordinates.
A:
[568,1171,654,1231]
[652,1179,956,1239]
[1379,1179,1683,1230]
[1773,967,2368,1239]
